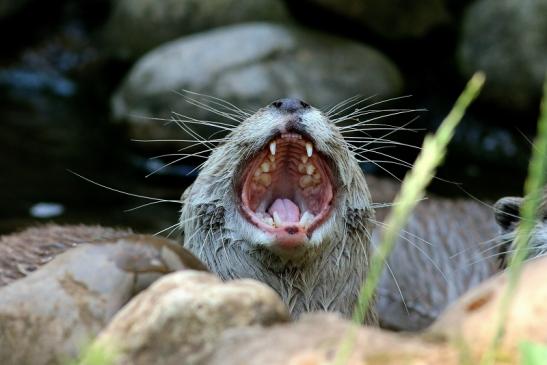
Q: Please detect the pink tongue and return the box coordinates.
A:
[268,198,300,223]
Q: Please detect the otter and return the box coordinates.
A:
[179,98,376,321]
[493,186,547,264]
[374,197,501,331]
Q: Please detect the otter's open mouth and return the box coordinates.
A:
[240,133,334,248]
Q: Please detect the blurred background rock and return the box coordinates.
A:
[1,0,544,234]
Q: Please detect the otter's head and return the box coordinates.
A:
[494,187,547,265]
[181,98,373,262]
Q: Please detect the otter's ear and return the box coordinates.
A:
[494,197,524,231]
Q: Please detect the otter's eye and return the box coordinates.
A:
[494,197,523,230]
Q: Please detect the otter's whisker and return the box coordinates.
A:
[170,116,217,150]
[450,234,514,260]
[145,152,209,178]
[125,200,178,212]
[331,95,416,122]
[68,170,182,204]
[325,95,375,117]
[338,110,421,130]
[150,152,210,160]
[349,139,423,151]
[181,95,246,123]
[352,154,403,181]
[340,108,425,124]
[384,261,409,314]
[132,138,227,144]
[155,215,202,237]
[178,89,251,117]
[171,112,236,130]
[355,149,415,169]
[153,221,183,237]
[370,217,434,247]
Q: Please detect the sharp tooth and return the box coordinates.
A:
[300,156,308,164]
[269,141,276,156]
[299,211,315,226]
[260,162,270,173]
[306,164,315,175]
[273,211,282,227]
[264,217,274,226]
[305,142,313,157]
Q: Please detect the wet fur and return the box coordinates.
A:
[179,102,376,321]
[375,198,500,331]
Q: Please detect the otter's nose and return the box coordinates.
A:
[271,98,310,113]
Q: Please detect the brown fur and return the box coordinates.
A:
[375,197,500,331]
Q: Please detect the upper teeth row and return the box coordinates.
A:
[268,141,313,157]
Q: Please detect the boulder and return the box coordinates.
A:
[111,22,403,152]
[90,271,289,365]
[208,313,457,365]
[103,0,291,59]
[306,0,449,38]
[459,0,547,110]
[430,255,547,362]
[0,233,205,365]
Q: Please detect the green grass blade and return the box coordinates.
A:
[520,341,547,365]
[481,77,547,365]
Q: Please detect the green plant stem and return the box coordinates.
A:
[332,72,485,365]
[480,77,547,365]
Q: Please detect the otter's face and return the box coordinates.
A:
[188,98,371,259]
[494,188,547,261]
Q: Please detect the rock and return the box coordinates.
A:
[208,313,457,365]
[112,22,403,153]
[307,0,449,38]
[459,0,547,109]
[90,271,289,365]
[0,232,206,365]
[430,255,547,362]
[0,225,132,286]
[103,0,291,59]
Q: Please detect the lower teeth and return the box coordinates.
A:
[299,211,315,226]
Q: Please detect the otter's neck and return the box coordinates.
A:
[194,231,375,323]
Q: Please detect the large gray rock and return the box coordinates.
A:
[112,22,403,150]
[0,233,206,365]
[459,0,547,110]
[103,0,291,59]
[89,271,289,365]
[307,0,449,38]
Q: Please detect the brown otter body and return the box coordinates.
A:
[374,197,501,331]
[179,98,376,321]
